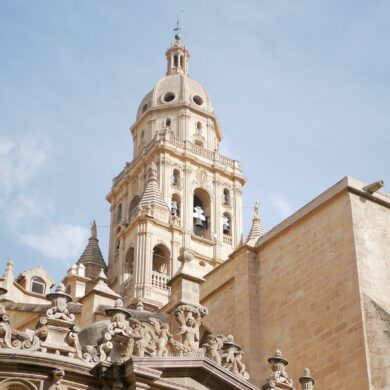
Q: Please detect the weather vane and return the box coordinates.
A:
[173,10,184,40]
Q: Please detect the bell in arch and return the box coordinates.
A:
[193,206,206,227]
[222,215,230,234]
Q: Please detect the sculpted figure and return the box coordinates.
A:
[129,318,151,357]
[174,304,208,352]
[48,368,65,390]
[157,323,172,356]
[177,314,198,350]
[45,284,74,322]
[202,334,223,365]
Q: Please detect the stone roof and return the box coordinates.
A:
[76,221,106,268]
[139,163,169,211]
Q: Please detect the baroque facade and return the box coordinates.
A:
[1,35,389,390]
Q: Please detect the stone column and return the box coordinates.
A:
[183,166,192,246]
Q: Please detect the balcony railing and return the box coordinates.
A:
[151,271,170,291]
[223,235,232,245]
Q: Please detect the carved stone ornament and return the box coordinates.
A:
[171,304,208,354]
[201,334,250,380]
[48,368,65,390]
[262,349,294,390]
[299,368,315,390]
[196,168,208,184]
[0,286,251,382]
[0,283,84,359]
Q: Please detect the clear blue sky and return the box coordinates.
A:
[0,1,389,282]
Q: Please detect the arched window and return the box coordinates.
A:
[3,384,31,390]
[128,196,140,219]
[0,379,37,390]
[171,193,181,218]
[165,118,171,127]
[115,239,120,256]
[152,244,170,274]
[222,212,232,236]
[195,139,204,147]
[31,276,46,295]
[116,203,122,223]
[172,169,181,186]
[125,247,134,277]
[223,188,230,205]
[193,188,211,239]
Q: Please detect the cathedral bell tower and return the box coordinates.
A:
[106,35,246,310]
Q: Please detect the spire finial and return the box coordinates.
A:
[173,11,184,41]
[254,200,260,219]
[245,200,264,246]
[91,220,97,239]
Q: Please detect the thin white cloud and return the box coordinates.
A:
[271,193,293,218]
[0,135,89,265]
[0,136,49,194]
[20,224,90,264]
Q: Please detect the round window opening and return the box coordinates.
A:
[164,92,175,103]
[193,95,203,106]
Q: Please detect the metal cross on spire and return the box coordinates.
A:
[173,11,184,40]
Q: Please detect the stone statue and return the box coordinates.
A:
[174,304,207,351]
[202,334,223,365]
[46,284,75,322]
[254,200,260,219]
[48,368,65,390]
[91,220,97,239]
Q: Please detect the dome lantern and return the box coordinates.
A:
[165,36,190,76]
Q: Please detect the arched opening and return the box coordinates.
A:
[31,276,46,295]
[196,121,202,131]
[171,193,181,218]
[172,169,181,186]
[174,55,178,67]
[165,118,171,127]
[115,239,120,256]
[152,244,170,275]
[223,188,230,205]
[128,196,140,219]
[125,247,134,278]
[193,188,211,239]
[3,384,31,390]
[0,379,37,390]
[222,212,232,236]
[116,203,122,223]
[180,55,183,68]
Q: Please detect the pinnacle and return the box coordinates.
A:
[245,201,265,246]
[76,223,106,269]
[139,163,169,211]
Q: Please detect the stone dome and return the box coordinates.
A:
[136,73,214,119]
[136,37,214,120]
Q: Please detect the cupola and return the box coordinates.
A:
[165,35,190,76]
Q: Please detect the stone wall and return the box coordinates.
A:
[201,188,372,389]
[351,192,390,389]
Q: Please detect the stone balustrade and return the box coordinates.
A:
[151,271,171,290]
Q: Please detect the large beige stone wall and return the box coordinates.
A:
[350,192,390,389]
[201,189,372,389]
